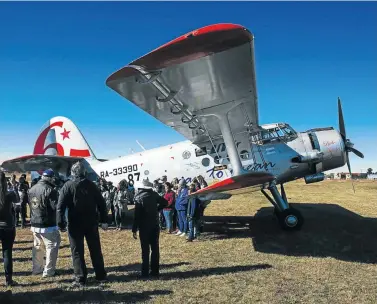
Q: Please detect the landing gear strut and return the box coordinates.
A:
[261,182,304,231]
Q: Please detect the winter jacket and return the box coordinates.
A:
[0,191,16,228]
[101,190,111,212]
[57,177,107,229]
[19,182,29,203]
[28,180,59,228]
[109,188,117,204]
[163,191,175,211]
[187,196,201,220]
[128,185,135,203]
[175,187,189,211]
[114,189,131,211]
[132,188,168,233]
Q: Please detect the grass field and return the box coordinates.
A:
[1,179,377,304]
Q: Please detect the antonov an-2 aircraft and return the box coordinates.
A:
[1,23,364,231]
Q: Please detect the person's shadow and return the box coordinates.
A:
[0,288,172,304]
[202,203,377,264]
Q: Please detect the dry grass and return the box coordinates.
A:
[1,180,377,304]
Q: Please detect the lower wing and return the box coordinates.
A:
[190,171,275,200]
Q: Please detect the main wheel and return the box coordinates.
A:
[276,208,304,231]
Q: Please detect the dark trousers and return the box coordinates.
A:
[20,202,27,226]
[14,206,21,226]
[0,228,16,283]
[172,209,178,231]
[159,210,166,230]
[68,225,106,283]
[139,228,159,277]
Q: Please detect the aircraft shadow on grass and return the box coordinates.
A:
[202,203,377,264]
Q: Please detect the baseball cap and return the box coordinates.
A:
[42,169,54,177]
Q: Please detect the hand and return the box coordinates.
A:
[132,232,137,240]
[101,223,108,230]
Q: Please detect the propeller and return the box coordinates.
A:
[337,97,364,192]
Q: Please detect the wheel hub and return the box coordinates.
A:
[285,215,298,227]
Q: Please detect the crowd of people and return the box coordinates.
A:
[0,164,210,288]
[96,174,209,241]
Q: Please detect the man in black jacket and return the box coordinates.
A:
[18,175,29,228]
[57,161,108,288]
[132,178,168,279]
[28,169,61,278]
[0,172,18,287]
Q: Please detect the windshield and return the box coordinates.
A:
[279,124,297,138]
[250,123,297,145]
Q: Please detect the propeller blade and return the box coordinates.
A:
[346,152,355,193]
[348,147,364,159]
[338,97,346,141]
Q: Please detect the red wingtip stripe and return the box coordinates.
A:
[155,23,245,51]
[195,177,235,194]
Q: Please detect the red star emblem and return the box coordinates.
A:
[61,128,70,140]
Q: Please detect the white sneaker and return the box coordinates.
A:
[175,231,182,236]
[180,233,186,237]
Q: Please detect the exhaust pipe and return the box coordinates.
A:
[304,173,325,184]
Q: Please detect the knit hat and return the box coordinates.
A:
[71,161,86,177]
[142,178,154,189]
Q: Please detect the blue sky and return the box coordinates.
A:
[0,2,376,172]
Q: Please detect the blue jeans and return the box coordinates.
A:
[188,219,200,240]
[177,210,188,233]
[163,210,173,232]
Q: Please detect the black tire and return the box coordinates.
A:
[276,208,303,231]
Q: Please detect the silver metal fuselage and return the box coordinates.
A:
[204,123,346,185]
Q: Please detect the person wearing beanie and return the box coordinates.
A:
[57,161,108,288]
[28,169,61,278]
[132,178,168,279]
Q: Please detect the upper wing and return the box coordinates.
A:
[189,171,275,199]
[106,23,258,145]
[1,154,86,176]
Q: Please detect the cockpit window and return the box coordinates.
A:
[250,123,297,145]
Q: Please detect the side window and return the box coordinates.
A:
[195,147,207,157]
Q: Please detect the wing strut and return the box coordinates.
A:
[241,103,271,173]
[203,123,229,178]
[217,113,246,176]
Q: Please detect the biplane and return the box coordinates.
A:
[1,23,363,230]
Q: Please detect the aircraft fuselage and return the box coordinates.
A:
[87,122,346,187]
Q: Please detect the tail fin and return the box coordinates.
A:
[33,116,98,160]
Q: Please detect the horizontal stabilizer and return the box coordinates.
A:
[189,171,275,198]
[1,154,86,177]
